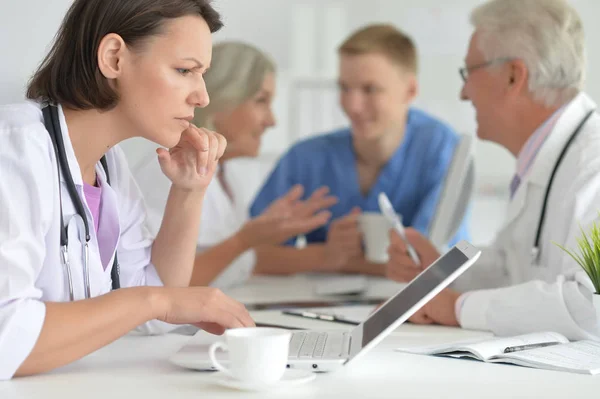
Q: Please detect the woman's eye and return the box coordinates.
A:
[364,85,376,94]
[177,68,191,75]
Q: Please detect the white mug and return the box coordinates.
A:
[358,212,394,264]
[208,327,292,384]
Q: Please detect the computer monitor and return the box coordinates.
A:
[428,134,475,249]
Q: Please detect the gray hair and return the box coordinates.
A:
[194,41,276,129]
[471,0,585,107]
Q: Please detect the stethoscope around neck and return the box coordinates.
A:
[42,104,120,300]
[530,108,594,264]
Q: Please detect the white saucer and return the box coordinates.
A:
[214,369,316,392]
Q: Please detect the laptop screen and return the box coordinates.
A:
[360,247,469,347]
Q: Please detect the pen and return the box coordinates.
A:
[378,192,420,266]
[255,322,305,330]
[503,341,561,353]
[282,310,360,326]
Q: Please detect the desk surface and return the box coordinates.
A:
[221,274,404,306]
[4,276,600,398]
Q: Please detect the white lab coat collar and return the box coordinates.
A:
[528,92,597,185]
[505,92,597,227]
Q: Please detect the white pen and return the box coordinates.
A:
[378,192,421,266]
[282,310,360,325]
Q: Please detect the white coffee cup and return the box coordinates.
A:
[358,212,394,264]
[208,327,292,384]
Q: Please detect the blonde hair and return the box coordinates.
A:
[471,0,585,107]
[338,24,417,74]
[193,41,276,128]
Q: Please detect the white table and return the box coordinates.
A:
[4,276,600,398]
[221,274,405,306]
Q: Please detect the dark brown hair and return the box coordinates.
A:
[339,24,418,74]
[26,0,223,110]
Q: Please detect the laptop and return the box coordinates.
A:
[170,240,481,372]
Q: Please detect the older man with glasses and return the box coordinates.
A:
[386,0,600,340]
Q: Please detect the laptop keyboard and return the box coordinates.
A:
[288,331,347,359]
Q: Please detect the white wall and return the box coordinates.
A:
[0,0,72,104]
[206,0,600,198]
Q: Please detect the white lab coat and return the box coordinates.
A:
[454,92,600,340]
[0,102,171,380]
[133,156,256,289]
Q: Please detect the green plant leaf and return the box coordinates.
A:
[553,214,600,294]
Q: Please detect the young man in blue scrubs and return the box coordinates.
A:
[250,24,470,275]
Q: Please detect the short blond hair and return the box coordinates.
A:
[338,24,417,74]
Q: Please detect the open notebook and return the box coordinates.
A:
[397,332,600,375]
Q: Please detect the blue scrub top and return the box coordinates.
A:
[250,108,470,246]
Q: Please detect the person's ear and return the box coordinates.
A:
[97,33,128,79]
[404,74,419,103]
[507,59,527,93]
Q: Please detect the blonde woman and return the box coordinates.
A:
[133,42,338,289]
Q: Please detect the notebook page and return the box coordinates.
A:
[496,340,600,374]
[452,332,567,360]
[397,332,568,361]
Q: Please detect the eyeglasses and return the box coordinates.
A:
[459,57,516,83]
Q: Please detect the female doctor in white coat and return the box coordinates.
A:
[0,0,254,380]
[385,0,600,341]
[134,42,339,288]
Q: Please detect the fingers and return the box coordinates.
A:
[301,193,338,215]
[283,210,332,237]
[217,292,255,328]
[389,229,408,253]
[185,126,211,153]
[196,288,255,331]
[156,147,171,168]
[405,228,436,257]
[329,231,362,257]
[182,127,210,176]
[409,309,433,325]
[283,184,305,203]
[306,186,332,204]
[310,186,331,198]
[336,231,362,250]
[388,229,420,270]
[205,131,218,175]
[385,262,420,282]
[405,228,426,249]
[330,220,361,240]
[386,229,421,282]
[193,322,226,335]
[332,208,361,229]
[231,299,255,328]
[327,208,362,255]
[386,253,420,282]
[215,133,227,161]
[184,126,226,176]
